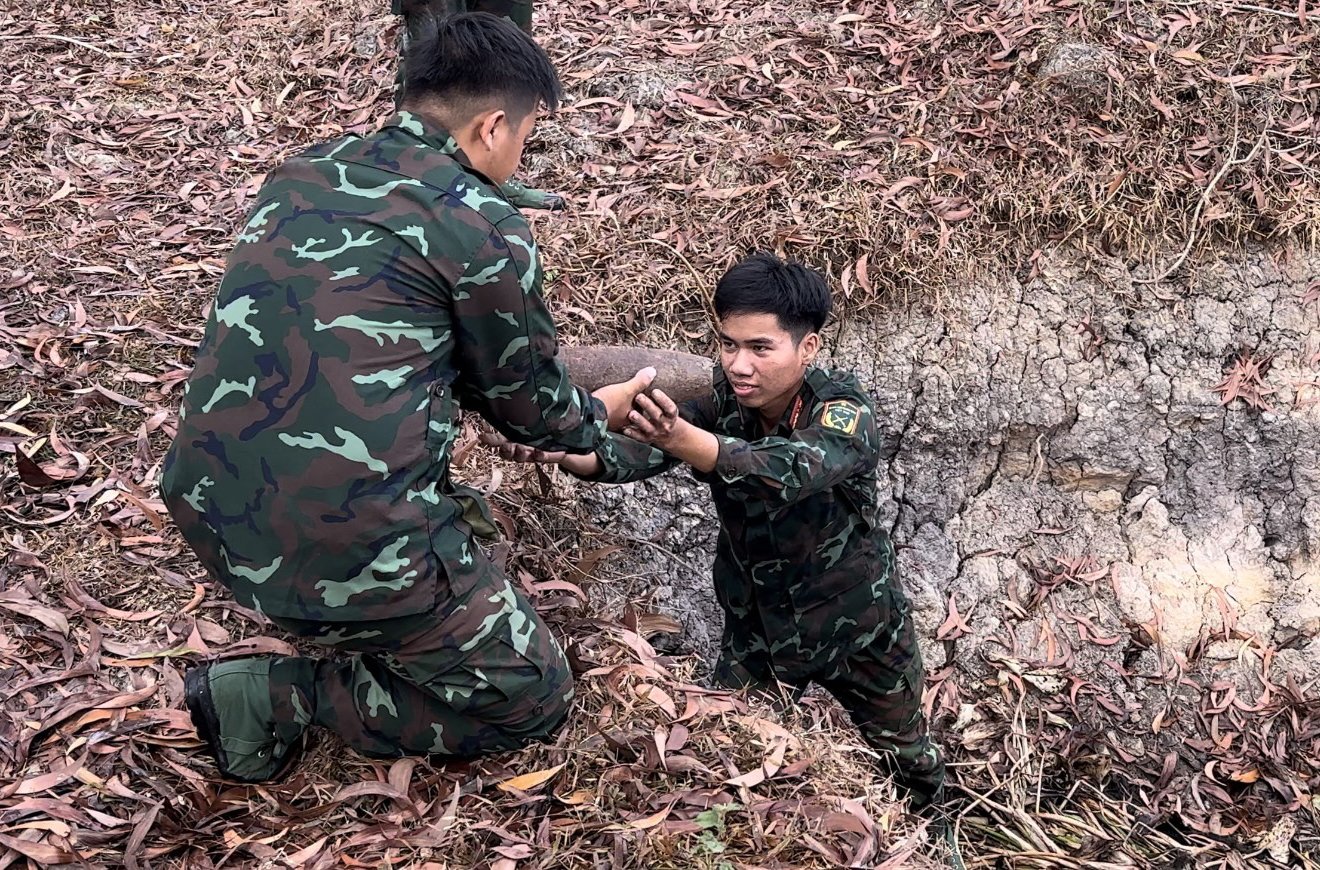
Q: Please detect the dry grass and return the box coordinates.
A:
[3,0,1320,866]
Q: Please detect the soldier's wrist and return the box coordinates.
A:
[558,451,602,477]
[667,420,718,474]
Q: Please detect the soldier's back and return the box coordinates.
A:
[161,113,523,624]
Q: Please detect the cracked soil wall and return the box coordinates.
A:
[579,249,1320,715]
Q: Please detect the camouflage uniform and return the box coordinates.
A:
[580,366,945,804]
[161,110,604,773]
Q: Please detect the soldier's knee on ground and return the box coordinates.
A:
[480,647,574,747]
[526,638,576,730]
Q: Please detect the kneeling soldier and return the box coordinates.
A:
[162,13,651,781]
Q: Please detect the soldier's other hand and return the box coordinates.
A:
[592,367,657,431]
[479,431,566,465]
[535,193,567,212]
[624,389,680,447]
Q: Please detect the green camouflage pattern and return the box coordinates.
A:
[164,110,592,771]
[264,546,573,763]
[715,578,944,806]
[195,544,570,780]
[160,110,607,626]
[584,365,945,802]
[590,366,893,672]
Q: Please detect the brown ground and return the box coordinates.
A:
[2,0,1317,866]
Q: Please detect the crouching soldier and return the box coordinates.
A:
[494,252,946,808]
[161,13,653,782]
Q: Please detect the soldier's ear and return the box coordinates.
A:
[799,331,821,363]
[476,109,508,150]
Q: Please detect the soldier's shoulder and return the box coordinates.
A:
[294,127,521,230]
[487,205,532,238]
[280,128,382,173]
[806,367,872,408]
[432,173,525,244]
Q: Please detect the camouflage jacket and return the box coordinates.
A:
[586,366,901,677]
[161,111,606,623]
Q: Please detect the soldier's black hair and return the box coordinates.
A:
[402,12,561,118]
[714,251,832,343]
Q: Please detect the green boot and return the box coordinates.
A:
[928,815,967,870]
[915,786,966,870]
[185,659,304,783]
[498,178,566,211]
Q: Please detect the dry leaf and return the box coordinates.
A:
[280,836,328,867]
[555,789,595,806]
[936,594,971,640]
[635,684,678,719]
[606,804,673,831]
[497,763,566,793]
[0,595,71,635]
[610,103,637,136]
[0,833,76,865]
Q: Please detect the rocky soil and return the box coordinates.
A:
[578,249,1320,725]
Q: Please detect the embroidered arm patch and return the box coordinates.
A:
[819,400,862,435]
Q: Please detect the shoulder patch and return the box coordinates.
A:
[819,400,862,435]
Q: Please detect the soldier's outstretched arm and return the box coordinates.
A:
[451,217,649,452]
[482,394,717,484]
[630,391,880,504]
[579,390,719,484]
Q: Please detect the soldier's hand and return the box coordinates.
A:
[592,367,657,431]
[480,431,566,464]
[529,193,567,212]
[624,389,681,447]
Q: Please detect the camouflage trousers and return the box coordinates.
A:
[250,548,573,759]
[713,588,946,806]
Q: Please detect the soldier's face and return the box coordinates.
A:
[717,313,820,416]
[473,108,538,184]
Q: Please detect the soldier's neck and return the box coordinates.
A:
[401,99,456,130]
[756,377,807,434]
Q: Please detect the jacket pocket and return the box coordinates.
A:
[417,380,477,600]
[786,543,890,655]
[424,380,460,467]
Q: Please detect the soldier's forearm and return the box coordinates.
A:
[557,451,603,477]
[565,432,678,484]
[658,420,719,474]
